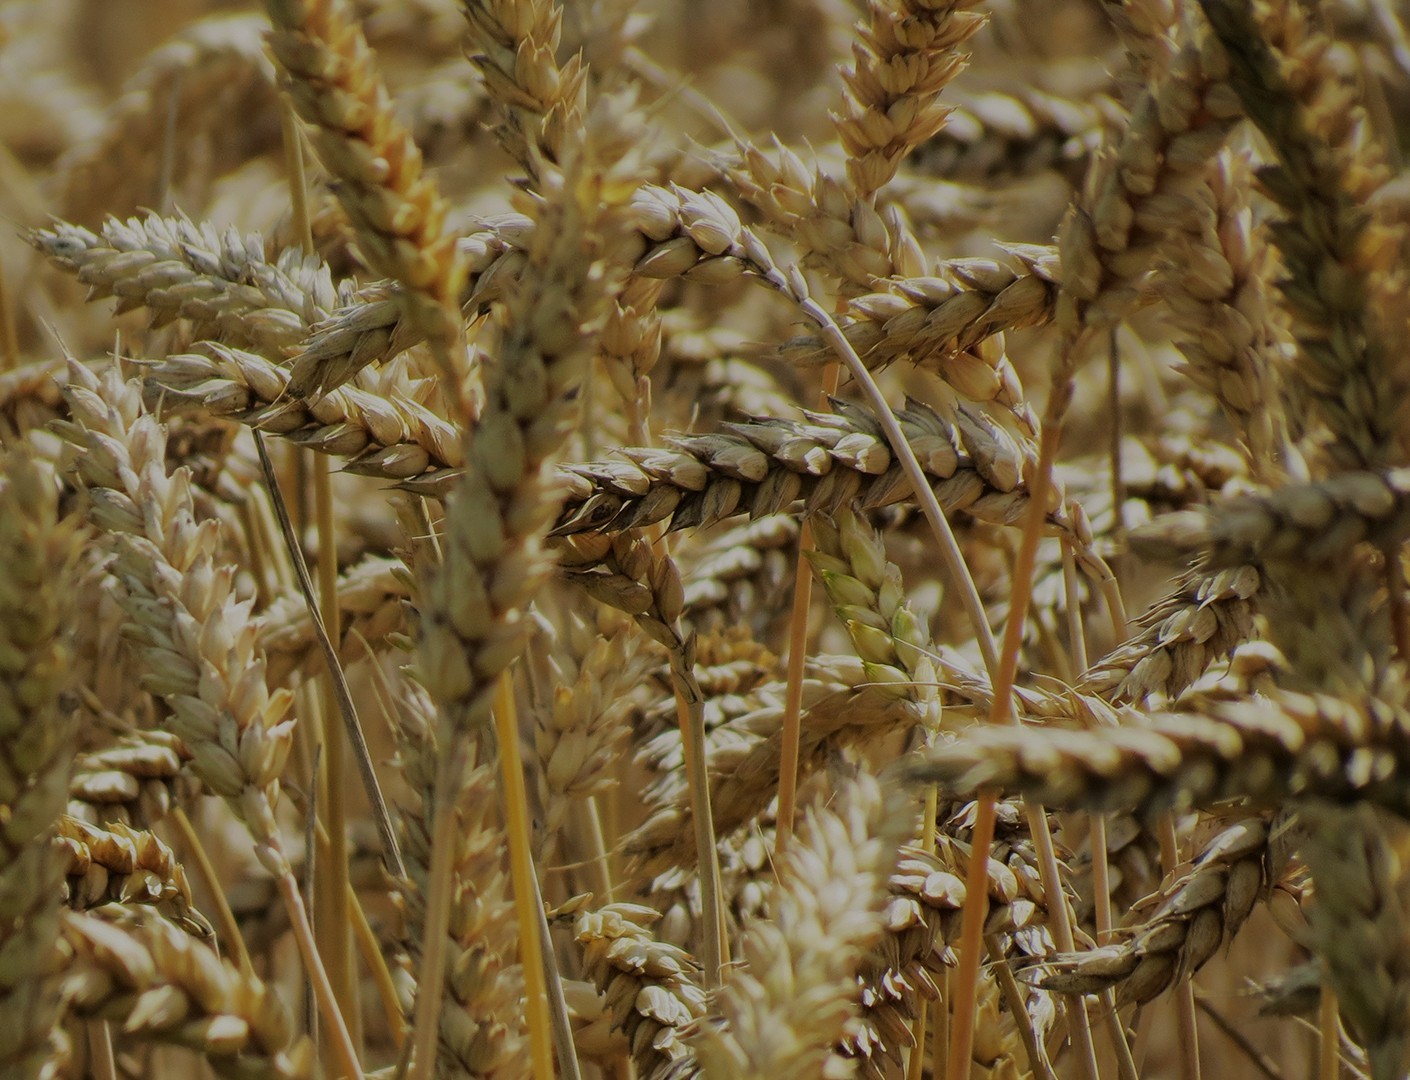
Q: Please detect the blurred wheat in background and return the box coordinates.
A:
[4,0,1410,1077]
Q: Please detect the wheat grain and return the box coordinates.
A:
[808,506,941,730]
[774,246,1056,432]
[678,515,799,633]
[461,0,587,177]
[18,3,1410,1077]
[1057,20,1242,342]
[145,343,463,483]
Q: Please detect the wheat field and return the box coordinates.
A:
[2,0,1409,1077]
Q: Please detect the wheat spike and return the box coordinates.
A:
[550,397,1097,566]
[264,0,467,364]
[1199,0,1404,471]
[1036,817,1267,1004]
[55,361,296,875]
[389,677,526,1079]
[1299,805,1410,1080]
[0,449,85,1080]
[30,214,348,354]
[53,16,277,222]
[67,731,187,831]
[905,688,1410,818]
[688,771,911,1078]
[61,909,312,1080]
[572,902,706,1080]
[1131,469,1410,567]
[256,553,412,685]
[620,652,915,877]
[835,0,987,198]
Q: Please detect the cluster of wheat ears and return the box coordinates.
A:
[4,0,1410,1077]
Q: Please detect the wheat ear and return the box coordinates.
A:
[688,770,911,1078]
[55,361,363,1079]
[1199,0,1403,472]
[572,901,706,1080]
[263,0,467,369]
[0,448,84,1080]
[61,908,313,1079]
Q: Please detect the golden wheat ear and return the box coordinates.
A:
[0,448,86,1080]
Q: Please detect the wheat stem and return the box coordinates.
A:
[775,525,814,853]
[669,649,725,987]
[777,360,841,850]
[531,869,584,1080]
[404,741,460,1080]
[1195,996,1284,1080]
[343,844,407,1046]
[493,674,556,1080]
[276,867,365,1080]
[1319,981,1339,1080]
[314,459,360,1054]
[905,781,941,1080]
[88,1021,117,1080]
[988,935,1058,1080]
[253,432,406,880]
[170,807,253,978]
